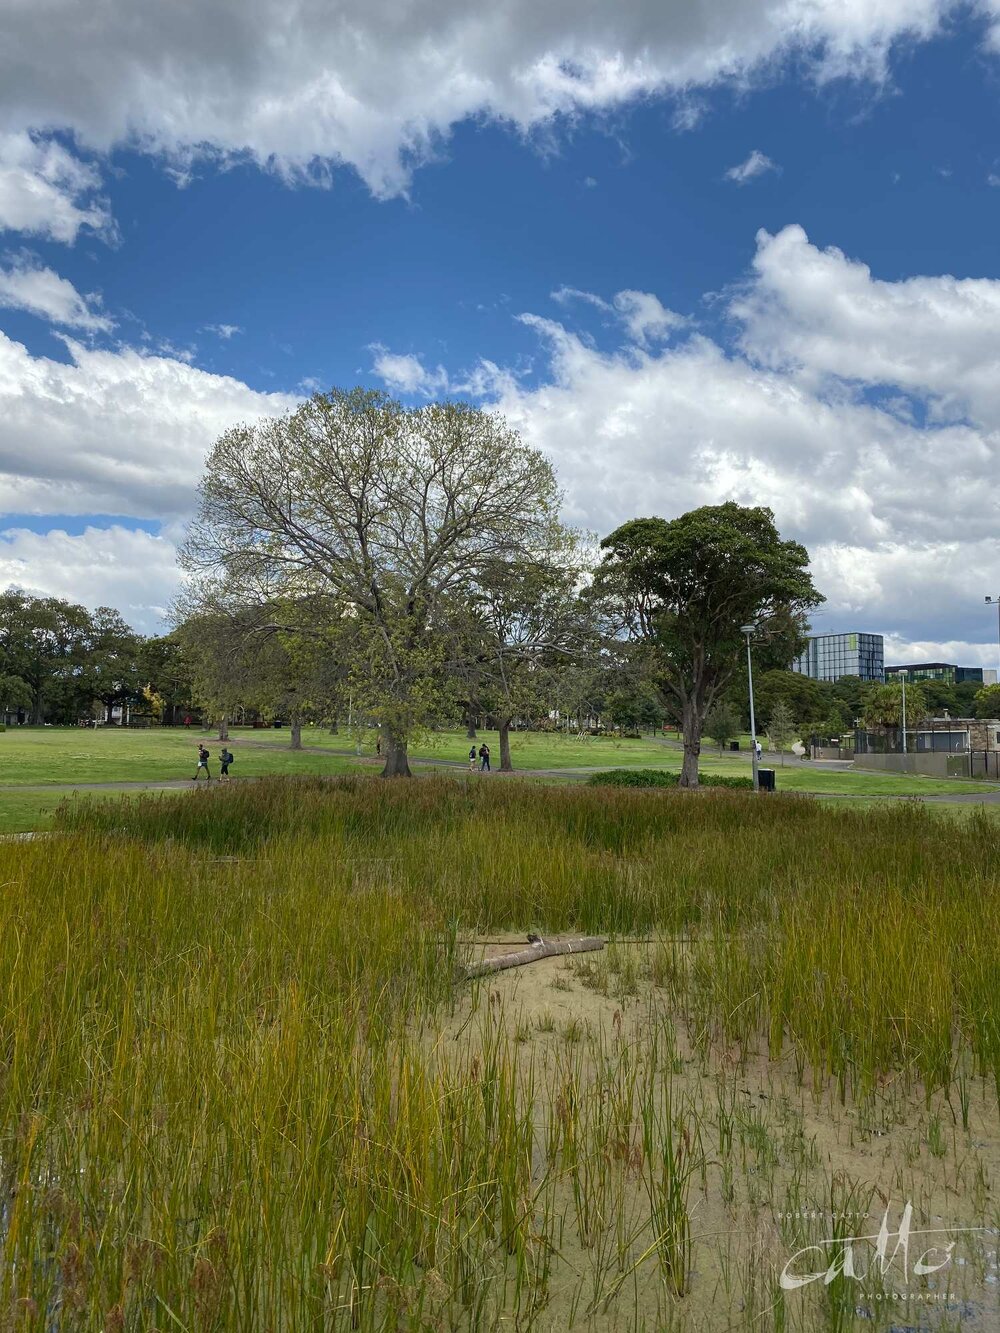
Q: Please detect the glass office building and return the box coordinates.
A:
[792,632,884,683]
[884,663,984,685]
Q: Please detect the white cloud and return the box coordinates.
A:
[0,525,179,633]
[0,331,297,518]
[724,149,780,184]
[0,132,114,243]
[0,0,954,198]
[368,344,450,396]
[1,216,998,657]
[205,323,242,340]
[477,241,1000,654]
[612,290,686,344]
[552,286,685,343]
[0,253,113,331]
[733,223,1000,425]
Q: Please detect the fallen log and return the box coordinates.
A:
[459,934,606,981]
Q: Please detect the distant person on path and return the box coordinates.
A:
[219,747,234,781]
[193,745,212,781]
[754,738,762,763]
[469,744,477,772]
[479,743,491,772]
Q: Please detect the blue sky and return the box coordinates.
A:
[1,0,999,666]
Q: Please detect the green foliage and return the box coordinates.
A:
[587,768,753,790]
[765,699,796,765]
[863,681,929,730]
[596,503,822,787]
[0,590,145,724]
[704,701,740,752]
[974,682,1000,719]
[754,669,835,729]
[184,388,568,772]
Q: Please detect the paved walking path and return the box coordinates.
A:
[5,765,1000,805]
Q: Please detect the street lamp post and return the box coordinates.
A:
[986,596,1000,680]
[901,675,907,770]
[742,624,759,792]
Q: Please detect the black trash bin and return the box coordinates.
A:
[758,768,776,792]
[729,740,740,751]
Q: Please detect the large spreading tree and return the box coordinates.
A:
[596,503,823,787]
[181,388,566,776]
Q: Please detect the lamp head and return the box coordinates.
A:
[740,624,755,635]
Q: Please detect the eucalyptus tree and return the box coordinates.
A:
[596,504,822,788]
[181,388,564,776]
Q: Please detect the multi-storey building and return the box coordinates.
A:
[792,632,884,683]
[884,662,986,686]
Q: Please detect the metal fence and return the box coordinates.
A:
[971,751,1000,781]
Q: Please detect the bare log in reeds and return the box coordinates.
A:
[459,934,606,981]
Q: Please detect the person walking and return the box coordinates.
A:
[193,744,212,781]
[219,746,234,781]
[754,738,763,763]
[469,744,477,772]
[478,742,491,773]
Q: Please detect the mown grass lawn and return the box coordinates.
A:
[0,725,359,786]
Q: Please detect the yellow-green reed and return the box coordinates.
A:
[0,775,994,1327]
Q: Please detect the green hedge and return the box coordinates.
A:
[586,768,754,790]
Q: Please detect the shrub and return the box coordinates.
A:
[586,768,753,790]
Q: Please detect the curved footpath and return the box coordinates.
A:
[3,761,1000,805]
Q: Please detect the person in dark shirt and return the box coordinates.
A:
[193,745,211,781]
[478,743,491,772]
[219,747,234,781]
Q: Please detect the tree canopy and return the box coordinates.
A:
[181,388,569,775]
[596,503,822,787]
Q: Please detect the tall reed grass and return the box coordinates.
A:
[0,776,991,1327]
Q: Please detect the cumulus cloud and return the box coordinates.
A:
[0,253,113,331]
[368,344,450,396]
[1,218,999,655]
[0,525,180,633]
[0,0,955,197]
[733,223,1000,424]
[482,238,1000,653]
[0,331,297,518]
[724,149,780,184]
[0,132,115,243]
[552,286,685,343]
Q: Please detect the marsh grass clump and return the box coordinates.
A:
[0,775,993,1327]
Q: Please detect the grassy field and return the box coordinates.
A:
[2,776,999,1329]
[0,727,995,836]
[0,726,359,786]
[223,725,996,795]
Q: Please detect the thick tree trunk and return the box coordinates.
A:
[381,731,412,778]
[290,718,302,750]
[218,713,229,741]
[499,716,514,772]
[328,716,339,735]
[679,699,701,788]
[466,714,477,740]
